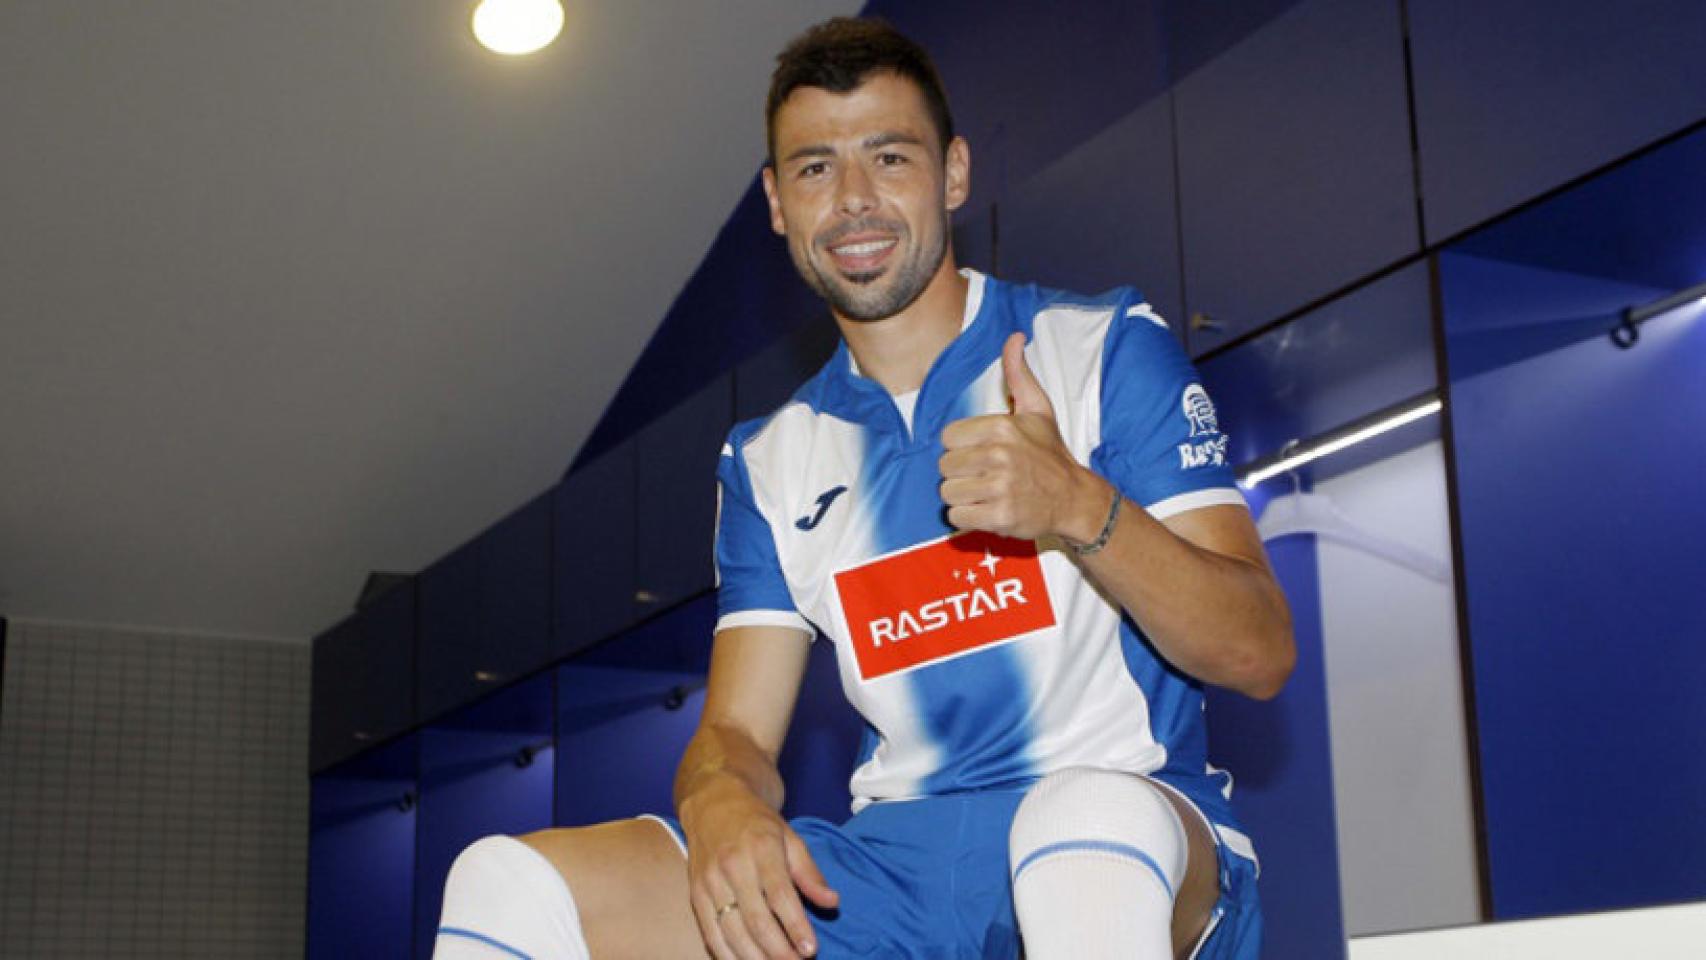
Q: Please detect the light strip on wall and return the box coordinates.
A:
[1237,393,1443,488]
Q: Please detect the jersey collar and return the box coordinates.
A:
[818,269,1006,436]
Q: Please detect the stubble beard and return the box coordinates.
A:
[797,214,948,323]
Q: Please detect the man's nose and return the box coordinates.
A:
[836,162,877,217]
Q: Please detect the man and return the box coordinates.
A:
[435,17,1292,960]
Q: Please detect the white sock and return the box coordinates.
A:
[1009,768,1188,960]
[434,835,591,960]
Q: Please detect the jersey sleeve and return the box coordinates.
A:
[714,436,814,637]
[1088,298,1247,520]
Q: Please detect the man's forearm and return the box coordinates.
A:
[1063,471,1294,699]
[674,721,787,815]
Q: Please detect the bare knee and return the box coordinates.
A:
[514,820,701,960]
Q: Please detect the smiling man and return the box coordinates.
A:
[434,17,1292,960]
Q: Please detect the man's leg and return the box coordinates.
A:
[1008,768,1219,960]
[434,818,706,960]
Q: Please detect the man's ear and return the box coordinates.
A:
[944,136,971,213]
[761,165,787,236]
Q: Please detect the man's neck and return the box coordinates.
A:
[835,259,970,396]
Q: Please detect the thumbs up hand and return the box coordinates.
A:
[939,332,1113,542]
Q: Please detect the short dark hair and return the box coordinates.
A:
[765,17,955,165]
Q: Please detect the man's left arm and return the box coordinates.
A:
[940,332,1294,700]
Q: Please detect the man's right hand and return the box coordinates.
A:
[679,776,840,960]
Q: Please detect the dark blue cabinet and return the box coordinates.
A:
[1174,0,1418,352]
[311,580,416,773]
[999,94,1187,344]
[417,493,552,721]
[308,735,419,960]
[553,441,639,659]
[1407,0,1706,244]
[635,373,733,615]
[1199,260,1437,474]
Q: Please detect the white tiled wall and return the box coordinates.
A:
[0,619,308,958]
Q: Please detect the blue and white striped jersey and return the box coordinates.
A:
[714,270,1253,853]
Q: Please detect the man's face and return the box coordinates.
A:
[762,72,970,322]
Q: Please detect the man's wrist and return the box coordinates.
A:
[1057,469,1117,547]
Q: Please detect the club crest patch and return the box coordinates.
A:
[1182,383,1219,437]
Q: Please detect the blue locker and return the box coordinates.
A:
[311,578,416,773]
[308,735,419,960]
[1199,260,1437,476]
[1407,0,1706,244]
[413,674,556,960]
[1174,0,1418,352]
[635,373,733,614]
[553,440,639,659]
[998,93,1187,345]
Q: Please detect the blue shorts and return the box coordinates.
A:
[1189,817,1262,960]
[647,781,1260,959]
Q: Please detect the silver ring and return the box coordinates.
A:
[715,900,739,919]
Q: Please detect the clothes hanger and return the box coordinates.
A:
[1255,447,1451,583]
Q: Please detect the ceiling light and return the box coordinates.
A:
[472,0,564,56]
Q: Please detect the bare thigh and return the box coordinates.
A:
[1159,788,1220,960]
[519,819,704,960]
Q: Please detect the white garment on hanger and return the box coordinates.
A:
[1257,488,1451,583]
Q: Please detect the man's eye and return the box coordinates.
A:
[799,162,828,178]
[877,152,907,166]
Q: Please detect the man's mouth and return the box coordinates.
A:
[827,235,898,275]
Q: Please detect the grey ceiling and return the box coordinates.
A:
[0,0,856,641]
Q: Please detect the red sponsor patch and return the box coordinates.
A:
[834,531,1057,681]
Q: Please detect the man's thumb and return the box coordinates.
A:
[1002,332,1052,416]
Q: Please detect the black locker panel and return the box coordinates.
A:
[733,319,839,423]
[310,579,416,773]
[1408,0,1706,244]
[999,93,1187,345]
[634,373,733,614]
[552,441,639,659]
[1175,0,1418,353]
[416,492,552,722]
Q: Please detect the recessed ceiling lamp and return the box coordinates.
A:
[472,0,564,56]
